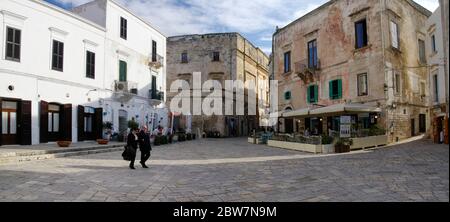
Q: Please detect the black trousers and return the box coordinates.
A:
[141,149,151,164]
[129,147,137,166]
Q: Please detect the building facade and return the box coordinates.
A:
[0,0,167,146]
[166,33,270,137]
[427,3,449,144]
[273,0,431,143]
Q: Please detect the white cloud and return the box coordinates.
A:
[414,0,440,12]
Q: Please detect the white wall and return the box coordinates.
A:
[426,7,447,106]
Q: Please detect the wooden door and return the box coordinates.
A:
[40,101,48,143]
[19,100,32,145]
[1,100,18,145]
[94,108,103,140]
[77,105,85,142]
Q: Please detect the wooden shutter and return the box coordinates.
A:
[390,21,399,49]
[40,101,48,143]
[329,81,333,99]
[19,100,32,145]
[61,104,72,141]
[337,79,343,99]
[77,105,85,142]
[0,98,2,146]
[119,61,127,81]
[94,108,103,139]
[314,85,319,103]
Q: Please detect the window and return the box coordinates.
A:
[420,82,426,96]
[152,40,157,62]
[119,60,127,82]
[5,27,21,62]
[307,85,318,104]
[48,104,60,133]
[418,39,426,63]
[86,51,95,79]
[120,17,127,40]
[308,40,318,68]
[284,51,291,73]
[357,73,368,96]
[355,19,368,49]
[434,74,439,103]
[431,35,437,53]
[284,91,292,100]
[181,52,188,63]
[52,40,64,71]
[395,73,401,94]
[329,79,342,100]
[212,51,220,61]
[390,21,399,49]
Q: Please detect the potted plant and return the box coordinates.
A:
[98,121,113,145]
[128,120,139,130]
[57,141,72,147]
[335,138,353,153]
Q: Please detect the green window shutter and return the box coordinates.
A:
[314,85,318,103]
[329,81,333,99]
[119,60,127,82]
[337,79,342,99]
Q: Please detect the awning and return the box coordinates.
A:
[309,103,382,116]
[282,108,310,118]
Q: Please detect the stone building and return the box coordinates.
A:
[272,0,431,143]
[166,33,270,137]
[0,0,167,146]
[427,2,449,144]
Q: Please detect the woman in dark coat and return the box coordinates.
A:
[127,128,139,170]
[138,126,152,168]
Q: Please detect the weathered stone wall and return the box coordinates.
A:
[167,33,269,137]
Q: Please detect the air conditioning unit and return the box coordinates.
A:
[115,81,128,92]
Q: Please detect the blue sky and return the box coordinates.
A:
[45,0,440,55]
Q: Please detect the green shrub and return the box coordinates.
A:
[368,125,386,136]
[127,120,139,130]
[321,135,334,145]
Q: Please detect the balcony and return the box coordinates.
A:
[148,53,164,69]
[295,59,321,84]
[149,90,165,106]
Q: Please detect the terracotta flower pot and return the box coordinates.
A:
[57,141,72,147]
[97,139,109,145]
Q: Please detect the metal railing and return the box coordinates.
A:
[148,53,164,69]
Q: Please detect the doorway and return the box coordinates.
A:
[419,114,426,133]
[118,110,128,142]
[1,101,18,145]
[84,107,95,141]
[48,103,61,142]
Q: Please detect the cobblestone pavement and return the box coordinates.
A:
[0,138,448,202]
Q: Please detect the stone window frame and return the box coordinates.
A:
[349,8,371,51]
[357,73,369,97]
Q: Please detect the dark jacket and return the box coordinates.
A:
[138,130,152,152]
[127,132,139,150]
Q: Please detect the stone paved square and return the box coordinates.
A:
[0,138,448,202]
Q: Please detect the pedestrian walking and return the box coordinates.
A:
[138,126,152,168]
[127,128,139,170]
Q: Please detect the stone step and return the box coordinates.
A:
[0,144,125,158]
[0,145,125,165]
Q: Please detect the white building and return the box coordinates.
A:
[0,0,167,146]
[426,6,448,143]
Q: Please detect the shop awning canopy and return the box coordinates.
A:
[281,103,382,118]
[282,108,311,118]
[309,103,382,116]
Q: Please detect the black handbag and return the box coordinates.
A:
[122,145,135,161]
